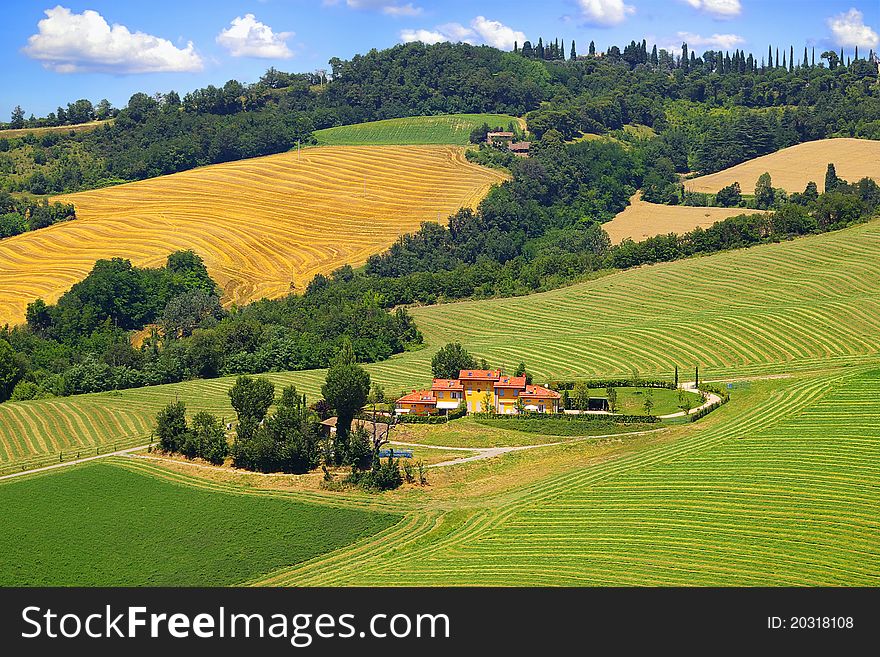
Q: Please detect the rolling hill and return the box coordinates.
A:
[313,114,525,145]
[685,137,880,194]
[602,193,765,244]
[4,217,880,470]
[0,144,505,327]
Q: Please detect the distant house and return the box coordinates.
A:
[508,141,531,157]
[395,369,561,416]
[487,131,515,145]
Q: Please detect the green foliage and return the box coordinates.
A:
[156,400,188,453]
[0,339,23,402]
[228,375,275,422]
[183,412,229,465]
[0,463,397,585]
[432,342,477,379]
[322,342,371,462]
[231,385,320,473]
[715,181,742,207]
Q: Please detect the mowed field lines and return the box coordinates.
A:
[685,137,880,194]
[602,193,767,243]
[314,114,525,146]
[0,145,506,326]
[408,218,880,381]
[271,369,879,586]
[5,219,880,468]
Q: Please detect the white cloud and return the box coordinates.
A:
[400,28,449,45]
[682,0,742,19]
[401,16,525,50]
[577,0,635,26]
[22,5,203,74]
[335,0,423,16]
[676,31,745,51]
[827,8,879,48]
[217,14,293,59]
[382,3,422,17]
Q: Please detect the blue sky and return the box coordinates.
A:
[1,0,879,118]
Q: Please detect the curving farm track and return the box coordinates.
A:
[0,145,506,326]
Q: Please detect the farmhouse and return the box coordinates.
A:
[487,131,514,145]
[396,369,561,416]
[508,141,531,157]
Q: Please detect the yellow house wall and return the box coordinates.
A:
[462,381,495,412]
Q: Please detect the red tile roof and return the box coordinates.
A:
[396,390,437,404]
[495,375,527,388]
[519,384,561,399]
[431,378,464,391]
[508,141,531,151]
[459,369,502,381]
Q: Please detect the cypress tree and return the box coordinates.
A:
[682,42,689,72]
[825,163,839,192]
[840,47,844,65]
[514,41,518,54]
[650,44,658,67]
[803,47,808,68]
[855,45,859,61]
[560,39,566,61]
[790,46,794,72]
[570,39,577,60]
[776,48,779,68]
[812,47,815,67]
[782,50,786,69]
[589,40,596,56]
[768,45,773,68]
[537,37,544,59]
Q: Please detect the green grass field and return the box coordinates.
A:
[589,386,700,415]
[0,461,398,586]
[261,370,880,586]
[6,218,880,468]
[3,219,880,586]
[313,114,524,146]
[475,417,657,437]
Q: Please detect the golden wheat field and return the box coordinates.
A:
[685,137,880,194]
[602,193,765,244]
[0,145,505,327]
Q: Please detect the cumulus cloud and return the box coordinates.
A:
[576,0,635,26]
[401,16,525,50]
[675,31,745,51]
[217,14,293,58]
[682,0,742,19]
[382,3,422,17]
[22,5,203,73]
[828,8,879,48]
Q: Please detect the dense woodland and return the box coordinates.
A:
[1,39,879,406]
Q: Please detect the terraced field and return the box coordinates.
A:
[685,137,880,194]
[603,193,766,243]
[314,114,525,145]
[0,145,505,326]
[262,369,879,586]
[4,218,880,471]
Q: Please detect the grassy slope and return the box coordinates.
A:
[5,218,880,467]
[0,461,398,586]
[0,120,111,139]
[3,219,880,585]
[262,371,880,586]
[314,114,524,146]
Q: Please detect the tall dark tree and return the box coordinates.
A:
[10,106,25,129]
[589,40,596,56]
[321,340,370,463]
[570,40,577,59]
[681,43,689,72]
[768,45,773,68]
[825,163,841,193]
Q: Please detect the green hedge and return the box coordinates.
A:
[395,405,467,424]
[548,379,676,391]
[471,412,659,423]
[689,385,731,422]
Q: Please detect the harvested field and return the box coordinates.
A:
[602,193,763,243]
[685,138,880,194]
[0,145,505,326]
[0,119,110,138]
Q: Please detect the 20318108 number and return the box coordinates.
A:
[790,617,854,629]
